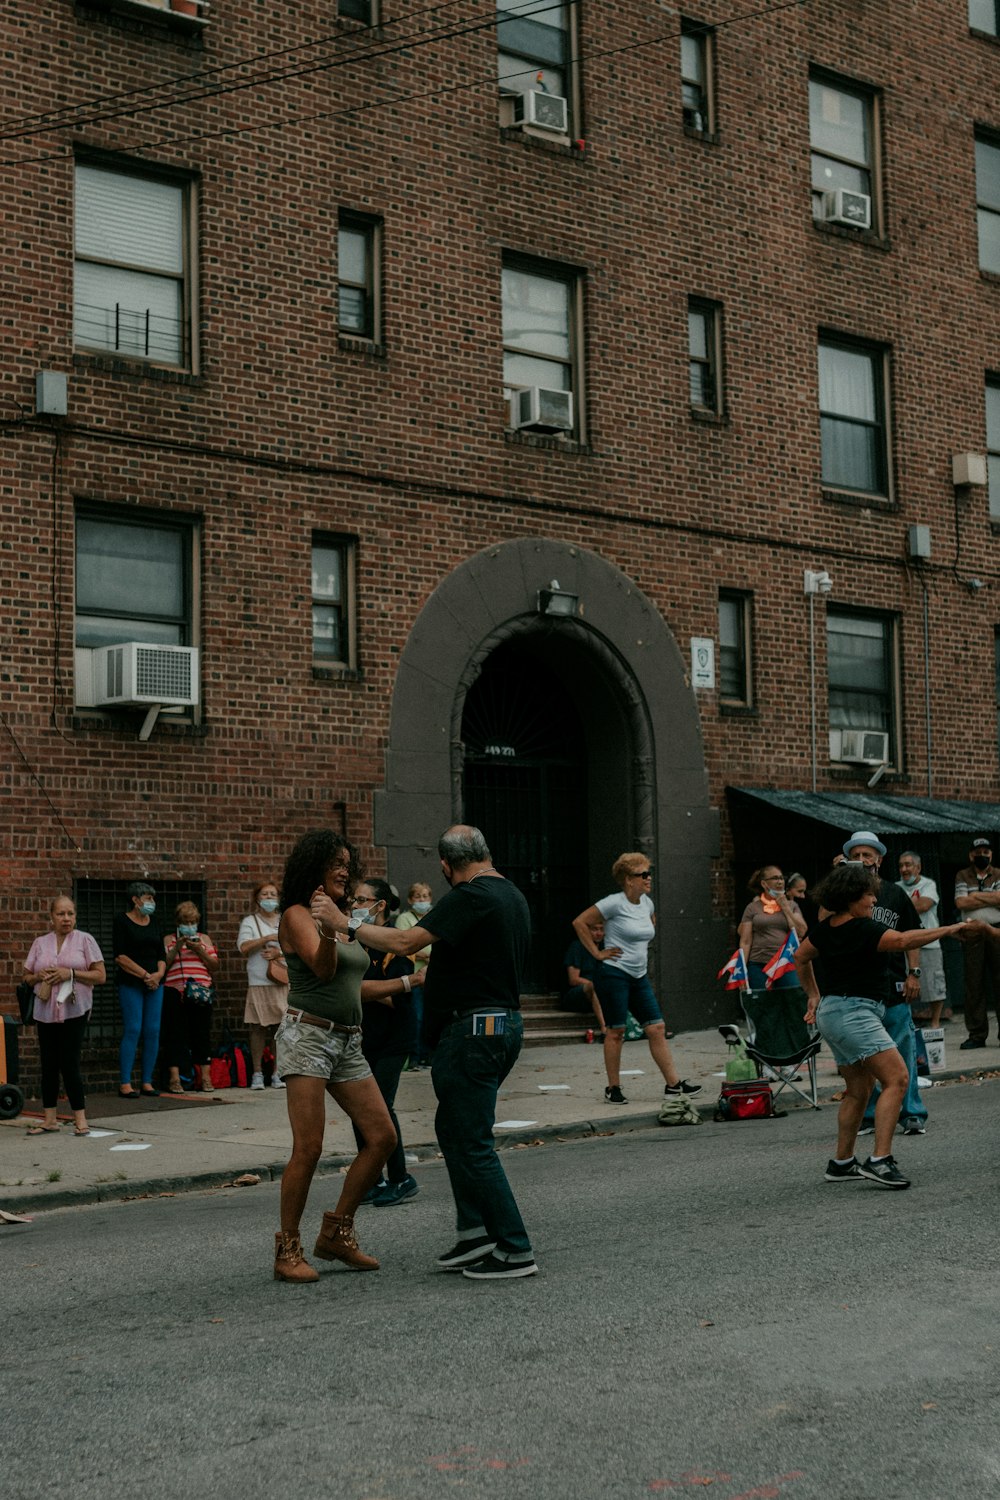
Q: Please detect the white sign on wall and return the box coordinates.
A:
[690,637,716,690]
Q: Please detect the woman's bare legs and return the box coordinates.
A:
[836,1047,908,1161]
[644,1021,680,1086]
[326,1076,397,1216]
[603,1027,625,1087]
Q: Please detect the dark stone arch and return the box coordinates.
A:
[374,538,727,1026]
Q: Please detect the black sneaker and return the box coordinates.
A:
[858,1155,910,1189]
[902,1121,927,1136]
[604,1085,627,1104]
[462,1253,538,1280]
[360,1179,387,1205]
[371,1174,419,1207]
[664,1079,703,1097]
[960,1037,987,1049]
[436,1235,497,1270]
[824,1157,862,1181]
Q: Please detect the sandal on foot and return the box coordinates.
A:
[167,1083,185,1095]
[74,1127,91,1137]
[27,1125,60,1135]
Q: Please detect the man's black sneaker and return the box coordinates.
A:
[436,1235,497,1270]
[824,1157,862,1181]
[462,1253,538,1280]
[858,1155,910,1189]
[664,1080,703,1097]
[959,1037,987,1049]
[604,1085,627,1104]
[902,1122,927,1136]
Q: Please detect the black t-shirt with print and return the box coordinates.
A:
[872,876,921,993]
[806,916,892,1005]
[360,943,417,1059]
[420,874,530,1044]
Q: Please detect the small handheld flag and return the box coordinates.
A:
[763,929,800,988]
[717,948,750,991]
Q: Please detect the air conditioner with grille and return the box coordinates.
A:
[830,728,889,765]
[77,643,200,708]
[821,188,871,229]
[511,386,573,433]
[513,90,569,134]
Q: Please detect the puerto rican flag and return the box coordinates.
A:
[717,947,750,990]
[763,929,800,988]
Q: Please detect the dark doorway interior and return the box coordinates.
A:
[462,639,588,990]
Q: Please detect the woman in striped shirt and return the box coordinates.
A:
[162,901,219,1094]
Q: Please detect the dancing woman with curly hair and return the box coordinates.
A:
[272,829,397,1284]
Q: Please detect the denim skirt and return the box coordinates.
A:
[816,994,894,1067]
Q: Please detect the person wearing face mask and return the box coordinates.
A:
[896,852,946,1029]
[738,866,808,991]
[162,901,220,1093]
[394,881,435,1068]
[351,877,423,1208]
[955,837,1000,1050]
[238,881,290,1089]
[113,882,166,1099]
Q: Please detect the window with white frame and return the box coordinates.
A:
[680,20,714,133]
[502,258,580,431]
[497,0,574,128]
[976,136,1000,274]
[338,213,381,341]
[988,379,1000,520]
[688,299,722,412]
[74,161,193,368]
[75,509,193,650]
[818,338,889,497]
[718,592,752,706]
[970,0,999,35]
[809,75,877,226]
[827,609,897,761]
[312,535,356,668]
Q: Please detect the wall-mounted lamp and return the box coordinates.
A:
[537,579,579,617]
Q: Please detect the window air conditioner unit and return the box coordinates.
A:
[80,643,200,709]
[513,90,569,134]
[831,728,889,765]
[511,386,574,434]
[821,188,872,230]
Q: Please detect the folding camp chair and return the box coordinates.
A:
[736,986,821,1109]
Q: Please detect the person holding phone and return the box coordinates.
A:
[162,901,219,1093]
[738,866,808,990]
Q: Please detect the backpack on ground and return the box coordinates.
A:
[657,1093,701,1126]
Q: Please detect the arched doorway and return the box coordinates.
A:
[461,637,588,989]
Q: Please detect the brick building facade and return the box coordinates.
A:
[3,0,999,1082]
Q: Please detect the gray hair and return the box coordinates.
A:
[126,880,156,900]
[899,850,922,868]
[438,825,491,870]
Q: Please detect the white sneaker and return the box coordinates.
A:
[250,1072,265,1091]
[270,1074,285,1089]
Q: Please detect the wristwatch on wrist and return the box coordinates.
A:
[346,913,365,940]
[908,968,921,978]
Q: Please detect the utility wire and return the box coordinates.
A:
[1,712,83,852]
[1,0,805,168]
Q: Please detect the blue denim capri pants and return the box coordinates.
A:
[816,994,895,1068]
[593,966,663,1030]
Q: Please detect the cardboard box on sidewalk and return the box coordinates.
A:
[922,1027,946,1074]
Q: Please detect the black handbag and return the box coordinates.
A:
[16,980,34,1026]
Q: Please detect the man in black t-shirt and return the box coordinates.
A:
[315,824,536,1281]
[840,832,927,1135]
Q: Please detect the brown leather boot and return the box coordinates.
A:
[313,1211,380,1270]
[273,1231,319,1283]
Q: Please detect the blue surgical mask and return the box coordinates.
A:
[178,923,198,938]
[412,900,431,915]
[140,901,156,916]
[352,907,370,924]
[259,898,279,913]
[900,875,919,887]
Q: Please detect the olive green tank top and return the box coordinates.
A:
[286,939,367,1026]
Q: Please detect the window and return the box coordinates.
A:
[688,299,722,412]
[988,380,1000,520]
[497,0,574,126]
[339,0,372,18]
[338,213,381,341]
[976,136,1000,275]
[827,609,898,761]
[502,258,580,431]
[680,20,714,133]
[719,592,752,706]
[809,75,876,225]
[818,338,889,496]
[970,0,999,35]
[312,535,356,668]
[75,509,193,650]
[74,161,194,368]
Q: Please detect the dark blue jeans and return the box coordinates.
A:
[431,1011,531,1255]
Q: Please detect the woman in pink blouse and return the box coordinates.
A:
[22,895,105,1136]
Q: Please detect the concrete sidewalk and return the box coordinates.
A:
[1,1024,986,1215]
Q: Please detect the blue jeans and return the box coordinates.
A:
[118,981,164,1086]
[431,1012,531,1256]
[863,1000,927,1127]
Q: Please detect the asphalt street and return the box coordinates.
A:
[5,1078,1000,1500]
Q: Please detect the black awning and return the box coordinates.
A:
[728,788,1000,839]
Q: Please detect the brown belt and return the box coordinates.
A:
[286,1008,361,1036]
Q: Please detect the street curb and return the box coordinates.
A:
[6,1065,995,1215]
